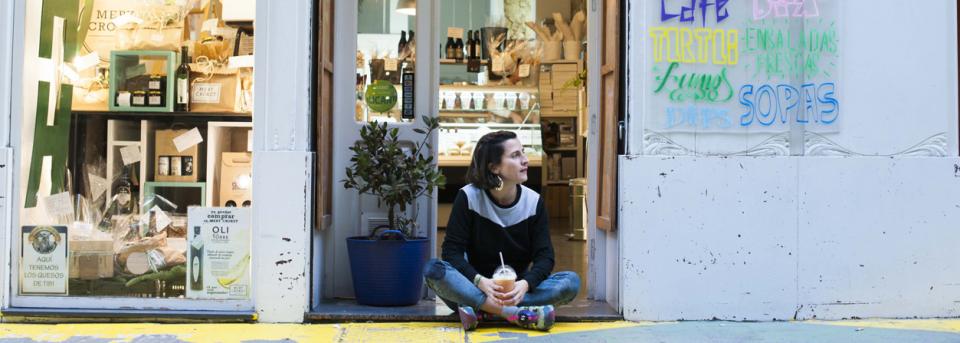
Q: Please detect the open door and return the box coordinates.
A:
[315,0,333,232]
[596,0,620,231]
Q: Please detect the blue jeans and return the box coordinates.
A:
[423,259,580,311]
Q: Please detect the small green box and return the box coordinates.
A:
[142,181,206,214]
[109,50,178,112]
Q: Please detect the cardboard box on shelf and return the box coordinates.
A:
[69,239,114,280]
[219,152,252,207]
[561,157,577,180]
[155,129,200,182]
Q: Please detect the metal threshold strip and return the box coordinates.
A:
[1,307,256,323]
[305,299,621,323]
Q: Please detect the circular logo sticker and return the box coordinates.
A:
[365,80,398,113]
[28,226,61,255]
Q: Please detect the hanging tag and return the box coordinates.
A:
[173,128,204,153]
[88,173,109,200]
[384,58,398,72]
[151,206,173,232]
[492,58,504,73]
[201,19,219,33]
[120,145,141,166]
[73,52,100,72]
[44,192,74,217]
[447,27,464,39]
[519,64,531,78]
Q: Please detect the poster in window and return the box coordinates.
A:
[186,207,251,300]
[20,226,68,295]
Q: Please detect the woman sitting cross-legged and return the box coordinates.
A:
[424,131,580,331]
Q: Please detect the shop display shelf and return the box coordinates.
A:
[439,84,537,94]
[544,146,578,152]
[109,50,178,113]
[74,110,252,122]
[439,58,488,65]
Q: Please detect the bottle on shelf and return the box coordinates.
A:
[190,226,204,291]
[455,37,464,60]
[474,31,482,57]
[398,31,408,58]
[175,46,191,112]
[466,30,474,59]
[445,36,455,60]
[407,30,415,58]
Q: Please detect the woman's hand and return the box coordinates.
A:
[476,277,506,304]
[500,280,529,306]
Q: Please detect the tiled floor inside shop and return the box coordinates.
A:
[308,215,618,322]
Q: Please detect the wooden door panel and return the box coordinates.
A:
[315,0,334,230]
[596,0,619,232]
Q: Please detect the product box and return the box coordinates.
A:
[155,129,200,182]
[561,157,577,180]
[68,239,114,280]
[219,152,252,207]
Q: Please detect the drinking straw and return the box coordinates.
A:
[499,252,505,271]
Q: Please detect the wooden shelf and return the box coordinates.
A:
[545,146,578,152]
[547,180,572,185]
[541,60,581,64]
[440,58,488,65]
[439,84,537,94]
[440,155,542,168]
[74,110,252,122]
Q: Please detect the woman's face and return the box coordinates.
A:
[490,138,528,185]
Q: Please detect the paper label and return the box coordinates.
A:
[150,206,173,232]
[88,173,109,200]
[120,145,141,166]
[73,52,100,72]
[447,27,464,39]
[201,19,219,33]
[384,58,398,72]
[228,55,255,69]
[187,207,252,300]
[111,14,143,27]
[149,80,161,90]
[177,78,190,105]
[173,128,204,153]
[519,64,531,77]
[192,83,222,104]
[492,58,504,73]
[43,192,74,217]
[21,226,68,295]
[118,92,132,107]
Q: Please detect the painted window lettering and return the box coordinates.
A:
[753,0,820,20]
[661,0,730,26]
[738,82,838,126]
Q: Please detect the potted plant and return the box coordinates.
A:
[342,115,446,306]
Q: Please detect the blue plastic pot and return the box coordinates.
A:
[346,230,430,306]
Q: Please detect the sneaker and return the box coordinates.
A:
[508,305,556,331]
[458,306,479,331]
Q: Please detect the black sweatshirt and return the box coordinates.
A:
[442,184,555,289]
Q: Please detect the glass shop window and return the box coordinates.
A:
[16,0,255,300]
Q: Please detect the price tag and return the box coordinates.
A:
[519,64,531,77]
[88,173,109,200]
[151,206,173,232]
[201,18,219,33]
[173,128,204,153]
[384,58,399,71]
[228,55,255,69]
[73,52,100,72]
[44,192,74,217]
[447,27,464,39]
[492,58,504,73]
[120,145,141,166]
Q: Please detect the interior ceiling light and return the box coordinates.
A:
[396,0,416,16]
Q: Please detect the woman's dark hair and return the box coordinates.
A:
[467,130,518,189]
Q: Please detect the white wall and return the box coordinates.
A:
[620,0,960,321]
[620,156,960,321]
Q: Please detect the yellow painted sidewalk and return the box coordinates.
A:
[0,321,646,342]
[0,319,958,342]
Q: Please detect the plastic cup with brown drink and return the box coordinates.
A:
[493,265,517,296]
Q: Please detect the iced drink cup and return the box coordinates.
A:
[493,265,517,293]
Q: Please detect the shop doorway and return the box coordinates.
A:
[313,0,621,321]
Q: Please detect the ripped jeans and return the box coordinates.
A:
[423,259,580,311]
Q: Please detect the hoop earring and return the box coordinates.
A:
[495,175,504,191]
